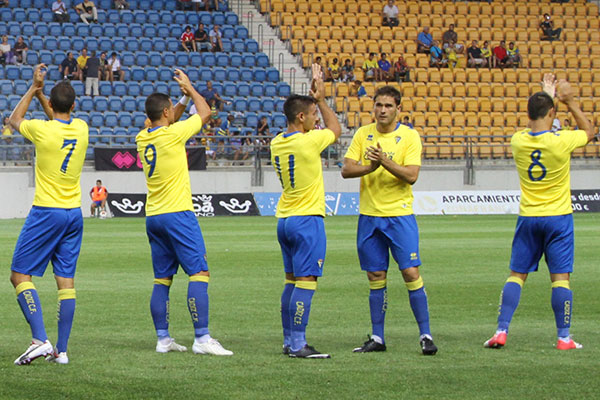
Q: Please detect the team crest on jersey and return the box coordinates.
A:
[395,136,401,143]
[366,134,373,141]
[317,259,324,268]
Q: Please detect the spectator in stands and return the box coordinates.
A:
[417,26,433,54]
[212,112,226,156]
[563,118,573,129]
[349,80,366,98]
[341,58,355,82]
[382,0,399,27]
[177,0,192,10]
[60,52,81,80]
[13,37,28,65]
[402,116,413,129]
[200,81,224,111]
[210,25,223,53]
[393,56,410,82]
[327,58,341,82]
[2,116,13,143]
[85,51,100,97]
[194,23,211,52]
[507,42,522,68]
[540,13,562,41]
[114,0,129,9]
[107,52,125,81]
[0,35,15,65]
[75,0,99,25]
[444,40,464,69]
[493,40,511,69]
[442,24,458,47]
[99,51,108,80]
[52,0,70,23]
[429,40,447,68]
[230,130,245,164]
[481,41,492,68]
[77,48,89,82]
[362,52,378,82]
[314,56,325,72]
[239,137,253,164]
[191,0,210,12]
[180,26,196,53]
[256,116,270,141]
[377,53,392,82]
[467,40,486,68]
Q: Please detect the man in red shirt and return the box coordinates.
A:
[90,179,108,217]
[180,26,196,52]
[493,41,511,69]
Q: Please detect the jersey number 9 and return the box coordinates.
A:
[144,144,157,178]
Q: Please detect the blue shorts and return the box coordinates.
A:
[509,214,574,274]
[93,200,103,206]
[12,206,83,279]
[146,211,208,278]
[277,216,326,277]
[357,215,421,271]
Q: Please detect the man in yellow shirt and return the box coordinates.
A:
[484,74,595,351]
[77,48,88,82]
[362,52,379,82]
[270,64,341,358]
[136,69,232,356]
[9,64,88,365]
[342,86,437,355]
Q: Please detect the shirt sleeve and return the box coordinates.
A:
[18,119,43,143]
[306,128,336,152]
[171,114,204,142]
[559,129,589,152]
[403,130,422,166]
[344,129,363,161]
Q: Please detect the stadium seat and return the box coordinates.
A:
[155,82,168,94]
[233,98,248,111]
[262,98,275,112]
[237,83,250,97]
[127,82,141,97]
[93,97,109,112]
[213,67,227,81]
[223,82,236,97]
[273,113,286,128]
[122,96,136,112]
[276,82,291,97]
[247,96,261,112]
[90,112,104,128]
[141,83,154,96]
[130,67,145,82]
[108,97,123,112]
[227,69,240,82]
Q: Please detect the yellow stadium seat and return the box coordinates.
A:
[466,98,479,113]
[342,27,355,40]
[491,83,504,98]
[490,113,505,129]
[346,15,359,28]
[354,40,366,54]
[412,112,425,128]
[479,99,492,113]
[580,70,592,82]
[453,98,466,113]
[359,97,374,112]
[401,99,414,112]
[452,112,466,127]
[334,97,345,112]
[315,40,328,54]
[465,112,478,127]
[441,70,453,83]
[439,112,452,128]
[401,83,415,97]
[428,99,440,113]
[504,84,517,98]
[425,112,439,128]
[346,112,359,128]
[309,2,320,13]
[347,98,360,113]
[440,83,453,97]
[440,98,453,112]
[581,99,594,112]
[365,40,379,54]
[478,70,492,83]
[465,83,478,97]
[415,82,427,97]
[491,70,504,83]
[479,84,491,97]
[414,99,427,112]
[492,99,504,113]
[454,69,467,83]
[505,113,518,128]
[321,2,333,13]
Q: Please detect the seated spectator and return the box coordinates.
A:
[2,116,13,143]
[467,40,486,68]
[393,56,410,82]
[52,0,70,23]
[89,180,108,217]
[481,41,492,68]
[256,116,270,141]
[114,0,129,9]
[445,40,463,69]
[77,48,89,82]
[327,58,341,82]
[540,13,562,41]
[75,0,99,25]
[341,58,355,82]
[349,80,366,97]
[13,36,28,65]
[194,23,211,52]
[230,130,245,164]
[180,26,196,53]
[362,52,378,82]
[442,24,458,47]
[377,53,392,81]
[507,42,522,68]
[200,81,224,110]
[563,118,573,130]
[191,0,210,12]
[85,51,100,96]
[99,51,108,80]
[382,0,399,27]
[210,25,223,53]
[60,52,81,80]
[402,116,413,129]
[417,26,433,54]
[493,40,511,68]
[429,40,447,68]
[0,35,15,65]
[107,52,125,81]
[239,137,253,164]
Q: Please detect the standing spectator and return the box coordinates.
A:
[467,40,486,68]
[481,41,492,68]
[507,42,522,68]
[402,116,413,128]
[107,52,125,81]
[99,51,108,80]
[0,35,15,65]
[442,24,458,47]
[377,53,392,82]
[382,0,399,27]
[417,26,433,54]
[327,58,341,82]
[493,40,511,69]
[75,0,99,25]
[540,13,562,41]
[362,52,378,82]
[77,48,88,82]
[52,0,70,23]
[113,0,129,9]
[209,25,223,53]
[180,26,196,53]
[200,81,223,111]
[429,40,447,68]
[13,37,28,65]
[341,58,355,82]
[314,56,326,72]
[85,51,100,97]
[89,179,108,217]
[393,56,410,82]
[60,52,81,80]
[194,23,211,52]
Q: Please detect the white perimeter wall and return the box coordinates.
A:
[1,165,599,219]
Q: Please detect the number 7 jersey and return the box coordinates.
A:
[270,129,335,218]
[19,119,89,208]
[511,128,588,216]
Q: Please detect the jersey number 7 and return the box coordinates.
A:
[60,139,77,174]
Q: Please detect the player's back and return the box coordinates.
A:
[270,129,335,217]
[20,118,88,208]
[511,128,587,216]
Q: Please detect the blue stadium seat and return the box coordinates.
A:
[135,52,149,67]
[116,24,129,37]
[247,97,261,112]
[157,24,170,38]
[266,68,280,82]
[113,38,126,52]
[122,96,136,112]
[250,83,263,97]
[187,13,200,25]
[22,22,35,36]
[26,52,39,65]
[257,114,272,126]
[40,9,53,22]
[90,25,103,37]
[87,39,99,52]
[139,0,151,10]
[48,68,61,81]
[130,24,143,38]
[140,82,154,96]
[143,25,157,38]
[273,113,286,128]
[139,38,153,53]
[127,82,141,96]
[35,24,49,36]
[48,23,62,37]
[242,53,256,67]
[233,98,247,112]
[253,68,267,82]
[0,66,4,80]
[237,82,250,96]
[232,39,245,53]
[145,67,159,81]
[173,11,186,25]
[135,96,146,110]
[53,52,66,65]
[5,66,19,81]
[166,40,180,53]
[133,11,147,24]
[62,24,75,38]
[29,36,43,51]
[114,127,129,144]
[76,25,90,38]
[0,96,7,110]
[74,112,90,124]
[96,9,107,24]
[262,98,275,112]
[213,67,226,81]
[90,112,104,128]
[264,83,277,97]
[222,26,235,40]
[108,96,122,112]
[121,51,135,67]
[158,67,171,82]
[240,68,253,82]
[71,81,84,96]
[98,0,111,11]
[154,39,167,52]
[7,95,20,110]
[215,53,229,67]
[245,113,258,128]
[104,112,118,128]
[223,82,236,97]
[256,53,269,68]
[226,69,240,82]
[229,53,242,68]
[99,127,112,143]
[225,12,238,26]
[72,38,85,52]
[58,36,72,52]
[107,10,120,24]
[184,53,199,68]
[147,11,160,25]
[163,53,176,66]
[275,98,285,112]
[7,22,19,36]
[113,82,127,97]
[235,26,248,39]
[126,39,139,52]
[94,96,109,111]
[14,80,27,96]
[241,127,254,137]
[168,82,181,97]
[42,84,52,96]
[277,82,291,97]
[13,9,26,22]
[160,12,174,24]
[103,24,117,38]
[132,111,146,127]
[246,40,259,53]
[155,82,168,94]
[164,0,177,10]
[20,0,32,7]
[213,12,226,26]
[99,37,112,52]
[120,11,134,24]
[127,127,139,136]
[170,25,183,38]
[44,37,58,51]
[148,51,162,67]
[201,52,215,65]
[196,68,209,81]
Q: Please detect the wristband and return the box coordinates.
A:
[178,95,190,106]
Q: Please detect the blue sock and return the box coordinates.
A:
[188,277,210,338]
[497,277,524,333]
[150,279,171,339]
[281,281,295,348]
[369,280,387,343]
[406,277,431,337]
[15,282,47,342]
[289,282,316,352]
[551,281,572,339]
[56,289,76,353]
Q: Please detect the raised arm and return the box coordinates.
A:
[310,63,341,139]
[174,68,211,122]
[9,64,46,131]
[556,79,595,143]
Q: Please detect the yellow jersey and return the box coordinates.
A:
[136,114,203,216]
[363,59,378,70]
[345,122,422,217]
[19,118,89,208]
[270,129,336,218]
[511,128,588,216]
[77,55,88,70]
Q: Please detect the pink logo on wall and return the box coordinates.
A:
[111,151,137,169]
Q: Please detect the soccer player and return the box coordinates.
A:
[271,64,342,358]
[136,69,232,356]
[9,64,88,365]
[341,86,438,355]
[484,74,595,350]
[89,179,108,217]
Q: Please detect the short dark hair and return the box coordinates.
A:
[145,92,171,122]
[528,92,555,120]
[50,81,76,113]
[283,94,317,124]
[374,85,402,106]
[96,179,102,184]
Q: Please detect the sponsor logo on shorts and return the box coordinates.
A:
[317,259,323,269]
[410,252,418,261]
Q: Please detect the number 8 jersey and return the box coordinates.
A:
[511,129,588,216]
[270,129,335,218]
[20,119,89,208]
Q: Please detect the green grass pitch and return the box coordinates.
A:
[0,214,599,399]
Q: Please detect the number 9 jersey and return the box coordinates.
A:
[511,129,588,216]
[19,119,89,208]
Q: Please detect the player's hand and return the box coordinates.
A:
[365,143,385,169]
[33,64,47,89]
[541,73,556,98]
[556,79,575,104]
[309,63,325,102]
[174,68,193,95]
